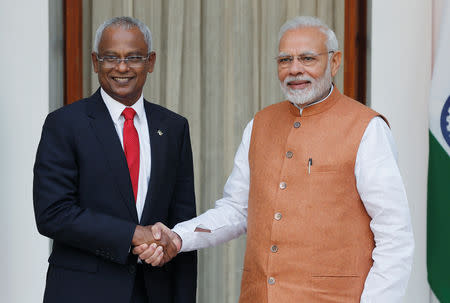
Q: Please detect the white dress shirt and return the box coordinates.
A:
[101,89,151,222]
[173,93,414,302]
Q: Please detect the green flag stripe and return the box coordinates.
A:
[427,131,450,301]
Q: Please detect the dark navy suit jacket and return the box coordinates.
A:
[33,89,197,303]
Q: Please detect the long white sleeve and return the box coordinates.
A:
[357,117,414,302]
[173,120,253,252]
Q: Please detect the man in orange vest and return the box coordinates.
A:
[134,16,414,302]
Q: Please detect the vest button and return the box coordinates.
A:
[268,277,276,285]
[294,121,301,128]
[279,182,287,189]
[286,151,293,158]
[270,245,278,253]
[274,212,282,220]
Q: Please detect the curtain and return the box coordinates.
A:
[82,1,345,301]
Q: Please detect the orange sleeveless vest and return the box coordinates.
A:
[239,88,385,303]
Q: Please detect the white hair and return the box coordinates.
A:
[278,16,338,51]
[93,16,152,53]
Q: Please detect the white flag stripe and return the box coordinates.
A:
[430,0,450,157]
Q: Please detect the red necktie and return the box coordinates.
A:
[122,108,139,202]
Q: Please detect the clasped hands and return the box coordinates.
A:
[131,222,181,267]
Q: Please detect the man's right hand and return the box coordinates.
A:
[131,224,178,264]
[132,222,181,266]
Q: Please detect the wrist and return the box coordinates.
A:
[131,225,143,246]
[173,231,183,252]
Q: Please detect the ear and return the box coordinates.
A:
[330,51,342,77]
[147,52,156,73]
[92,52,99,73]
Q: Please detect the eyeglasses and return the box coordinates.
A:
[276,51,334,68]
[96,54,150,68]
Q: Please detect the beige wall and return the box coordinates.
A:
[369,0,431,302]
[430,1,444,302]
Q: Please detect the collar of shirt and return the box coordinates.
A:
[100,88,146,126]
[292,84,334,115]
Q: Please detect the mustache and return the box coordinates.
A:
[283,75,315,87]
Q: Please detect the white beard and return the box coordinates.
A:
[280,63,332,106]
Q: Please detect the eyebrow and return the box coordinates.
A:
[278,52,291,57]
[277,51,320,56]
[100,50,147,56]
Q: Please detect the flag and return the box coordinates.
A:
[428,2,450,301]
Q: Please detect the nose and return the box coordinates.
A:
[115,60,130,72]
[289,58,305,76]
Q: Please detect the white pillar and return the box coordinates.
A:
[0,1,51,301]
[369,1,431,302]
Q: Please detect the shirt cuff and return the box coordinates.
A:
[172,224,196,253]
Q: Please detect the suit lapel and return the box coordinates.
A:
[140,101,167,225]
[86,90,139,222]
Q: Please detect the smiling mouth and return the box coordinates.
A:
[112,76,134,84]
[287,80,311,88]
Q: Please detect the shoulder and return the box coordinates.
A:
[336,94,390,124]
[339,94,379,116]
[44,98,91,128]
[333,95,391,141]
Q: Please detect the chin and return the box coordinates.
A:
[281,79,332,106]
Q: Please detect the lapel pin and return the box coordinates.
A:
[157,130,164,136]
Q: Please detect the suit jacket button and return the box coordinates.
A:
[129,264,136,274]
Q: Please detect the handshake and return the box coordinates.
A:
[131,222,180,267]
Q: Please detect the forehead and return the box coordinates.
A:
[279,27,327,54]
[98,26,148,53]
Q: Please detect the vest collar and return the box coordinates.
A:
[287,84,340,117]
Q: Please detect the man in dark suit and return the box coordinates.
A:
[33,16,197,303]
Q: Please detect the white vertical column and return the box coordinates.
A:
[0,1,51,302]
[429,0,444,302]
[369,1,431,302]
